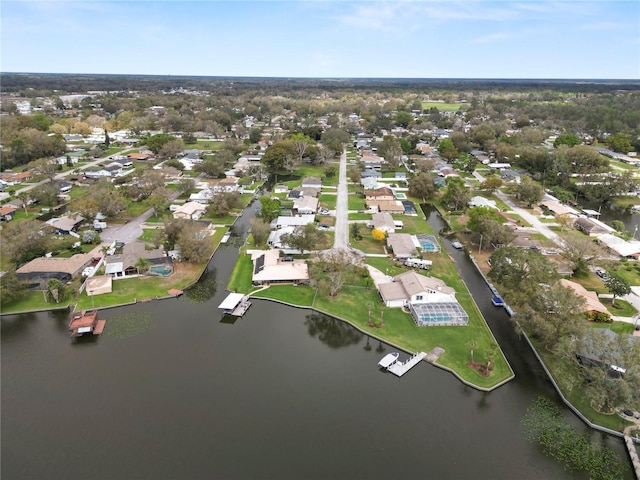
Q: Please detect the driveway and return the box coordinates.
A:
[99,208,155,244]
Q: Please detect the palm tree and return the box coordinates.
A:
[135,257,151,275]
[45,279,67,303]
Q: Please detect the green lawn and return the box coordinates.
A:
[604,299,637,317]
[139,228,160,243]
[351,233,386,254]
[348,194,366,211]
[422,101,463,112]
[227,253,255,294]
[348,213,371,221]
[0,291,70,314]
[318,194,337,209]
[592,321,636,335]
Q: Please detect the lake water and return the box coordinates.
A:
[1,202,632,479]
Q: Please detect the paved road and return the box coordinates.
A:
[333,149,349,249]
[15,147,135,195]
[471,171,564,247]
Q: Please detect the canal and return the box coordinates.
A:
[1,201,633,479]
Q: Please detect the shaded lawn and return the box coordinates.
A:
[591,321,636,335]
[0,291,69,314]
[536,344,634,432]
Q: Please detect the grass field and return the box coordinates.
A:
[422,101,463,112]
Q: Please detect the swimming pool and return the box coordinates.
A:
[415,234,441,253]
[150,265,173,276]
[395,193,407,200]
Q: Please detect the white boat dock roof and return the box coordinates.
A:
[218,292,245,310]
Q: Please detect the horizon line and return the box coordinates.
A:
[2,72,639,83]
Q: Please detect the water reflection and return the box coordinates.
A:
[304,312,363,348]
[0,312,39,339]
[184,267,217,304]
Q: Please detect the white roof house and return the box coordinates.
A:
[293,197,319,215]
[173,202,206,220]
[271,215,316,230]
[387,233,419,260]
[468,196,499,210]
[267,226,296,248]
[596,234,640,258]
[189,189,214,204]
[378,270,456,308]
[368,212,396,233]
[249,249,309,286]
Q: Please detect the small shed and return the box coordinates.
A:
[85,275,113,296]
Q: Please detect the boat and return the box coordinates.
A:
[68,310,106,337]
[218,292,252,317]
[220,233,231,244]
[491,295,504,307]
[378,352,400,369]
[451,241,464,250]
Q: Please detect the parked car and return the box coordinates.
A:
[319,208,330,215]
[318,224,330,230]
[595,268,607,278]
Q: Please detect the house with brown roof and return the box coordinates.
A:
[0,170,33,184]
[127,152,154,161]
[0,204,18,221]
[370,200,405,214]
[301,177,322,189]
[574,217,611,236]
[559,279,610,316]
[16,253,94,289]
[365,187,395,203]
[293,196,319,215]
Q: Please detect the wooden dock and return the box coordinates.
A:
[387,352,427,377]
[230,297,252,316]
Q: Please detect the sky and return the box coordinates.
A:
[1,0,639,79]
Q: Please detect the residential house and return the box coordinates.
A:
[596,233,640,258]
[539,198,580,218]
[378,271,467,326]
[173,202,207,220]
[574,217,612,236]
[250,249,309,286]
[575,328,639,376]
[301,177,322,189]
[371,200,405,214]
[213,177,242,193]
[379,270,456,307]
[559,279,610,316]
[361,177,379,190]
[271,215,316,230]
[0,205,18,221]
[104,242,170,278]
[361,169,382,179]
[387,233,419,260]
[267,226,296,249]
[127,152,154,162]
[274,184,288,194]
[368,212,396,233]
[0,171,33,184]
[189,188,214,204]
[16,253,94,289]
[365,187,395,203]
[293,197,318,215]
[45,215,84,235]
[468,196,499,210]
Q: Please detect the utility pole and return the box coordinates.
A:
[478,234,483,254]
